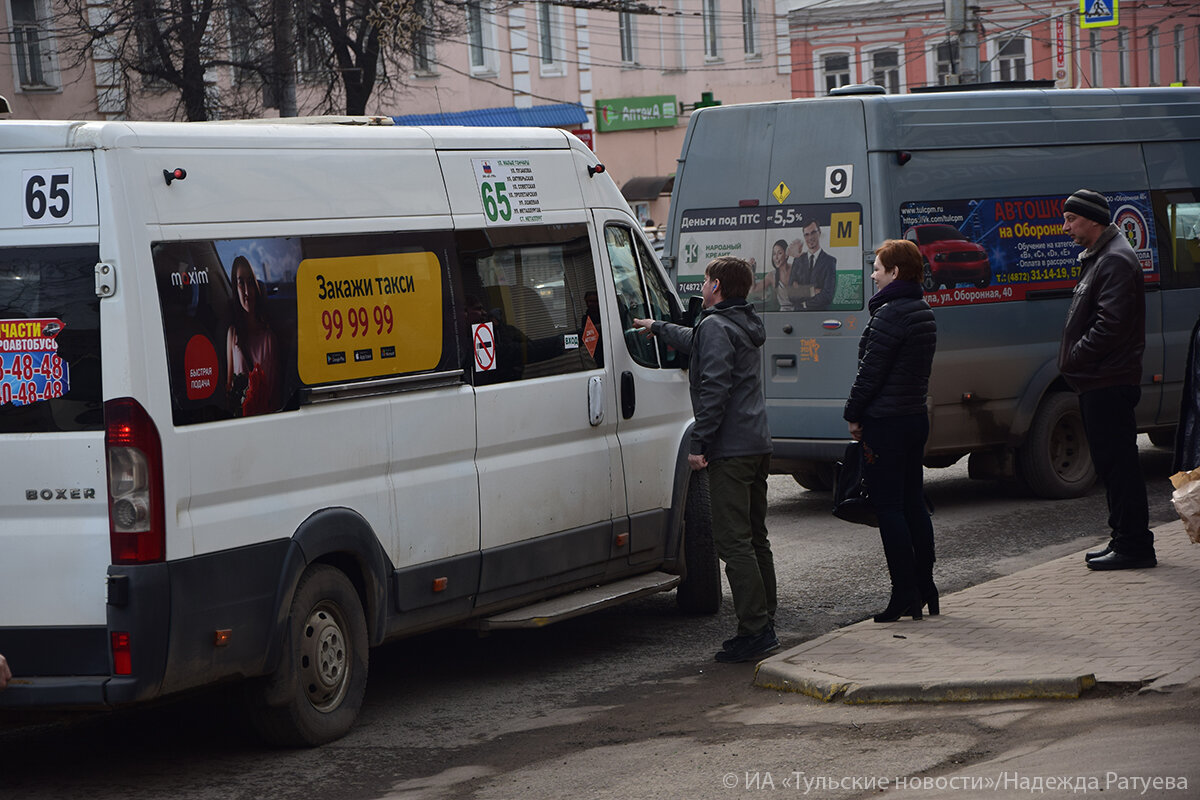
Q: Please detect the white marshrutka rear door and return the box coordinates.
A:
[0,150,109,628]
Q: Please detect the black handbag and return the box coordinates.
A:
[832,440,877,527]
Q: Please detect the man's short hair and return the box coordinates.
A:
[875,239,923,283]
[706,256,753,300]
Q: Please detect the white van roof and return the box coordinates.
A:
[0,119,582,154]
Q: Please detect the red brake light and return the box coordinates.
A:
[111,631,132,675]
[105,398,165,564]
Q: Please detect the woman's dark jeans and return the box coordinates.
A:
[861,413,936,597]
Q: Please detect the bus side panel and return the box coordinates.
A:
[764,100,870,447]
[1143,140,1200,427]
[881,143,1157,456]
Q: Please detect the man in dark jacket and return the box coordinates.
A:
[1059,189,1156,570]
[633,256,777,663]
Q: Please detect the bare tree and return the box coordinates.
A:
[301,0,465,116]
[53,0,468,119]
[55,0,278,120]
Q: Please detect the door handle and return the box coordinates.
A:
[621,371,636,419]
[774,355,797,367]
[588,375,605,426]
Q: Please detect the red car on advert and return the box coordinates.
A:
[905,224,991,290]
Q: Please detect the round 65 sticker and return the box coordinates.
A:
[23,169,74,226]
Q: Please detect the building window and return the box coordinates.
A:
[1118,29,1129,86]
[822,52,851,94]
[297,1,330,82]
[871,48,899,93]
[1175,26,1186,84]
[538,1,565,74]
[11,0,57,89]
[467,0,497,74]
[997,36,1027,82]
[936,40,959,85]
[703,0,719,60]
[619,3,636,64]
[228,0,260,86]
[1089,30,1103,86]
[412,0,436,73]
[1147,27,1159,85]
[741,0,758,57]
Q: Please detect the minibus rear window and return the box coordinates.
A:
[0,245,103,433]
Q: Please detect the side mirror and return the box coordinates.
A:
[686,295,704,327]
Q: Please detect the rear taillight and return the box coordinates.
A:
[111,631,132,675]
[105,398,165,564]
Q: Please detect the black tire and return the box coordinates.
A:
[1147,427,1175,447]
[1017,391,1096,499]
[974,275,990,288]
[921,260,938,292]
[791,461,835,492]
[676,470,720,615]
[249,565,369,747]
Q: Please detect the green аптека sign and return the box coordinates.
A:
[596,95,678,132]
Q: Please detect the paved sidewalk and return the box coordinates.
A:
[755,520,1200,702]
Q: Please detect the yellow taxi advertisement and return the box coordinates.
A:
[296,252,443,384]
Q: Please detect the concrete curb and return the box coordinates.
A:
[754,662,1097,703]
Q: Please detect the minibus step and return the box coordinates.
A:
[475,572,681,630]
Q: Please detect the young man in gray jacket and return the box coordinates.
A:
[1060,189,1155,570]
[634,256,778,663]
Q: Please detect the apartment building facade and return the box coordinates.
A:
[784,0,1200,96]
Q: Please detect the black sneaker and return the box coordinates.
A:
[723,623,775,652]
[715,627,780,663]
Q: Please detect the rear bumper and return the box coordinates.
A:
[0,539,292,711]
[0,676,111,708]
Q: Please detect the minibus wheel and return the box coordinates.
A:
[676,470,720,614]
[249,564,369,746]
[1147,427,1174,447]
[791,461,834,492]
[1017,391,1096,499]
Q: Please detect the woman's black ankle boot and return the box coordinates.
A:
[873,591,923,623]
[921,582,940,616]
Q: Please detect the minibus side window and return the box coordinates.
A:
[1157,191,1200,289]
[456,224,600,385]
[632,234,684,368]
[155,231,464,425]
[605,224,659,369]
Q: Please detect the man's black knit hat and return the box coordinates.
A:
[1064,189,1110,226]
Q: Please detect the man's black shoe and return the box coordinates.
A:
[715,627,780,663]
[723,623,774,653]
[1084,543,1112,562]
[1086,551,1157,571]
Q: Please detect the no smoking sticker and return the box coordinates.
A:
[473,322,496,372]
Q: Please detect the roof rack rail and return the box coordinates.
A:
[210,115,394,126]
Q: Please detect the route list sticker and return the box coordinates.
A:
[472,158,544,226]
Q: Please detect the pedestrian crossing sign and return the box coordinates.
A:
[1080,0,1118,28]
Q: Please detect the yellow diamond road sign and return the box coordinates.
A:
[772,181,791,204]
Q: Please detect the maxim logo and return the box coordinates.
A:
[171,267,210,287]
[26,488,97,501]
